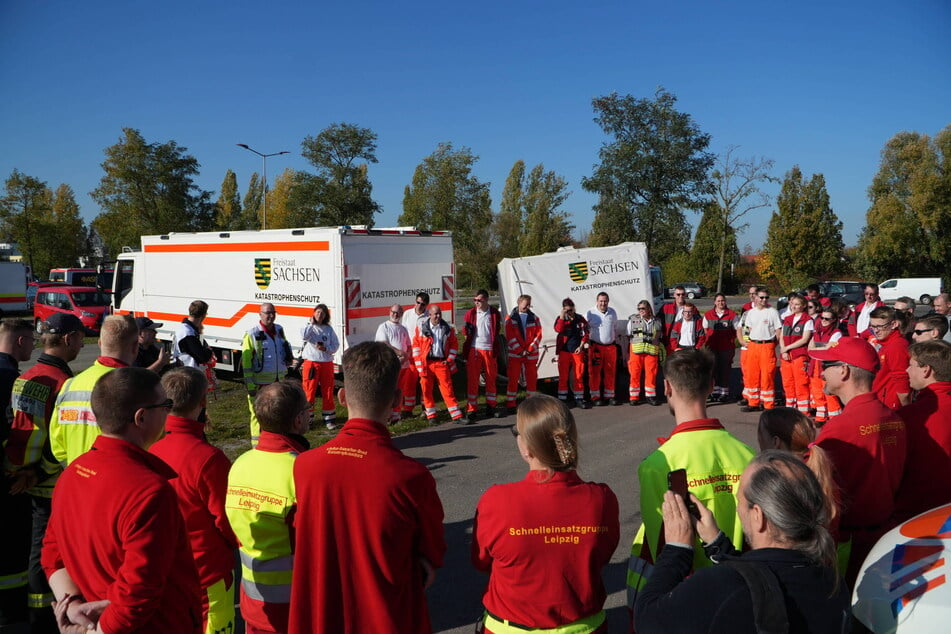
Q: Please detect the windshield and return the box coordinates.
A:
[71,292,111,307]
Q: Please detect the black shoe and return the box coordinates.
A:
[597,399,608,407]
[454,416,471,425]
[400,410,414,420]
[493,407,504,419]
[707,394,718,403]
[579,400,592,410]
[738,398,749,407]
[508,407,517,417]
[717,394,734,403]
[629,399,642,406]
[484,406,495,419]
[565,400,576,409]
[740,405,763,413]
[608,398,618,406]
[646,397,659,406]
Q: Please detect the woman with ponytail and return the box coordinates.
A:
[471,395,619,634]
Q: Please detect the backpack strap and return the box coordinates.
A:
[720,558,789,634]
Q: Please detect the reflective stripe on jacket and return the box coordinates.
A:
[48,360,118,465]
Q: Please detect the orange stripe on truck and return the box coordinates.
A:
[144,241,330,253]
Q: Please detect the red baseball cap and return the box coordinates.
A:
[809,337,879,373]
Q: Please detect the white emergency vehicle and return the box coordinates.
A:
[111,226,455,372]
[497,242,662,380]
[0,261,30,316]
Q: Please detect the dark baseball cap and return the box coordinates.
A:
[45,313,85,334]
[135,317,163,331]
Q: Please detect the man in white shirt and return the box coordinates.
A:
[400,292,430,416]
[375,304,413,422]
[736,287,782,412]
[586,292,621,406]
[461,290,503,419]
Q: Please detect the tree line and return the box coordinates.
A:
[2,89,948,290]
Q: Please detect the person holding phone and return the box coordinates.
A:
[627,349,754,629]
[301,304,340,430]
[472,395,619,633]
[553,298,591,408]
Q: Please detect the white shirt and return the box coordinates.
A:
[301,323,340,363]
[375,320,411,369]
[678,319,697,347]
[402,307,428,333]
[741,306,782,341]
[586,307,619,345]
[475,308,493,351]
[856,302,877,335]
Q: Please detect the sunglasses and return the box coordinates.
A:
[913,329,933,335]
[757,295,769,300]
[820,316,835,321]
[142,398,173,411]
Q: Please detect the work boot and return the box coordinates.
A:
[579,400,592,410]
[608,398,618,406]
[740,405,764,413]
[630,399,642,406]
[738,398,749,407]
[453,415,471,425]
[598,399,608,407]
[645,397,659,406]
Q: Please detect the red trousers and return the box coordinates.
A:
[505,355,538,407]
[302,360,335,422]
[628,353,659,401]
[420,361,464,420]
[557,351,585,400]
[780,355,810,413]
[745,342,777,408]
[466,348,498,412]
[588,342,617,400]
[809,361,842,422]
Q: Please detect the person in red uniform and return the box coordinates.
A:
[661,286,688,354]
[669,302,706,352]
[503,294,542,414]
[42,367,202,633]
[472,394,619,633]
[702,294,738,403]
[413,305,468,424]
[806,308,844,423]
[553,298,590,408]
[149,367,238,633]
[867,306,911,410]
[805,283,832,308]
[779,295,812,414]
[809,337,907,587]
[288,342,446,634]
[461,289,503,419]
[890,340,951,523]
[847,283,885,338]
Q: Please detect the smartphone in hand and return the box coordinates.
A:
[667,468,701,520]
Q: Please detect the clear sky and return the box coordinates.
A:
[2,0,948,250]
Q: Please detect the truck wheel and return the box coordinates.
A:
[920,294,932,306]
[687,291,696,299]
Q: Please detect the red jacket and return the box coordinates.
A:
[149,415,238,590]
[42,435,202,633]
[472,470,619,629]
[669,317,707,350]
[553,314,589,354]
[871,329,911,410]
[703,309,737,351]
[412,319,459,373]
[504,309,543,360]
[892,382,951,523]
[288,418,446,634]
[660,303,682,348]
[781,313,810,359]
[462,306,502,358]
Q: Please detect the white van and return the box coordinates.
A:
[878,278,942,306]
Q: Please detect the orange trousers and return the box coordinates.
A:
[505,355,538,407]
[780,356,810,413]
[809,361,842,422]
[557,351,585,400]
[588,343,617,400]
[745,342,777,408]
[466,348,498,412]
[420,361,464,420]
[627,353,659,401]
[302,360,335,423]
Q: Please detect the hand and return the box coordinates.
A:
[155,345,170,366]
[781,351,790,361]
[689,493,720,544]
[419,556,437,590]
[661,490,696,547]
[8,468,38,495]
[68,598,109,628]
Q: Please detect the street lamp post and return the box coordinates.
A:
[236,144,289,230]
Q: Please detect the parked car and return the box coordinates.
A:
[664,281,706,300]
[26,280,70,310]
[33,285,111,334]
[777,281,868,311]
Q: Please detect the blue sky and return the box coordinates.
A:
[2,0,948,251]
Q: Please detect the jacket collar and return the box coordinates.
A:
[91,435,178,479]
[658,418,725,445]
[36,352,75,377]
[96,356,128,369]
[162,414,206,438]
[256,430,309,454]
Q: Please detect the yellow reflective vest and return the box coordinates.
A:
[48,360,120,466]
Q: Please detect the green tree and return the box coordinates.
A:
[50,184,86,269]
[708,147,776,292]
[582,88,714,263]
[495,160,526,259]
[295,122,381,227]
[689,203,738,290]
[90,128,213,256]
[854,126,951,282]
[761,167,845,289]
[240,173,262,230]
[1,170,54,275]
[495,160,574,259]
[214,169,242,230]
[399,142,492,287]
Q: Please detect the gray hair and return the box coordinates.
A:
[744,450,837,570]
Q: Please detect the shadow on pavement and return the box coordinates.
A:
[427,518,484,633]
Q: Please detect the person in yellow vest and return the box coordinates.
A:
[241,303,293,446]
[48,314,139,466]
[225,381,309,634]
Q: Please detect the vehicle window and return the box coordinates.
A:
[71,292,111,307]
[880,279,897,289]
[826,283,843,295]
[843,283,864,294]
[51,293,70,310]
[113,261,133,309]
